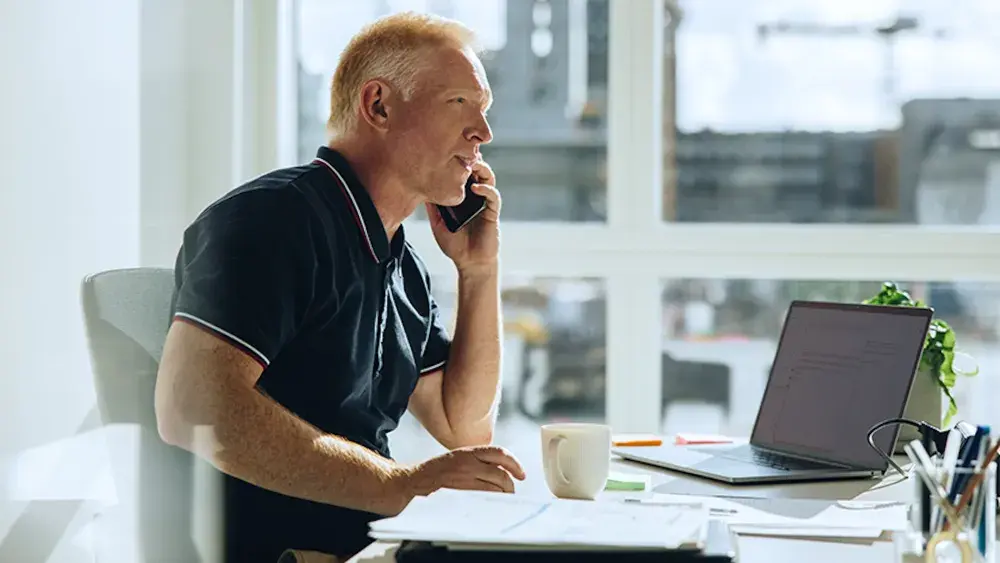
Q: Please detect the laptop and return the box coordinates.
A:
[613,300,933,484]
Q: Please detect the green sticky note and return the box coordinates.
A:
[604,471,649,491]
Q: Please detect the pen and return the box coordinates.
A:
[954,437,1000,517]
[935,428,963,530]
[905,441,967,532]
[974,485,986,556]
[920,429,934,537]
[941,428,963,489]
[949,426,986,507]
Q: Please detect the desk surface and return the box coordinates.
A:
[348,453,940,563]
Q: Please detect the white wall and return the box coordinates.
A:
[0,0,141,560]
[141,0,247,267]
[0,1,245,560]
[140,0,191,267]
[0,0,141,458]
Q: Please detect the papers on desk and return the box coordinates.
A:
[640,494,907,539]
[370,489,709,550]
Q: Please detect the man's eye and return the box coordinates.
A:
[454,97,466,103]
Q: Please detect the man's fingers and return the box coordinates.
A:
[470,182,501,220]
[474,466,515,493]
[470,182,500,203]
[472,447,526,480]
[476,477,508,493]
[449,480,503,493]
[471,159,495,186]
[446,476,505,493]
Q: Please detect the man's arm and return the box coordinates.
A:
[409,266,501,449]
[155,321,412,516]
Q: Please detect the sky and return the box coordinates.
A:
[298,0,1000,132]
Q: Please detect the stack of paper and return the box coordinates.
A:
[370,489,709,550]
[642,494,908,539]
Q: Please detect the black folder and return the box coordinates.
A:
[394,519,737,562]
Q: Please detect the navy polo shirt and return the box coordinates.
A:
[169,146,451,560]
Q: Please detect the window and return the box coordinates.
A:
[283,0,1000,453]
[664,0,1000,224]
[388,276,606,468]
[295,0,610,222]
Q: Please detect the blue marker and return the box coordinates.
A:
[949,426,988,505]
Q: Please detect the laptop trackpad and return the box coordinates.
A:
[615,445,715,465]
[693,456,796,479]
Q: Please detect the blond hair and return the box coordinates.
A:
[327,12,478,137]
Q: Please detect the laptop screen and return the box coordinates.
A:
[750,301,933,470]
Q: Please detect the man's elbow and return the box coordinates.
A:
[154,376,203,450]
[155,398,229,468]
[154,398,190,449]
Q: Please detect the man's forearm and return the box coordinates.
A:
[442,266,502,443]
[167,381,411,516]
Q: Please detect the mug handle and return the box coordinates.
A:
[547,435,571,486]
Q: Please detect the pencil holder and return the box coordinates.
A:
[898,461,997,563]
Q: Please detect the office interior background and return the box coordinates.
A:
[3,0,1000,561]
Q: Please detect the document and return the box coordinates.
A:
[370,489,709,549]
[734,526,885,540]
[639,494,907,538]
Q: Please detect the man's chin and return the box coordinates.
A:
[436,190,466,207]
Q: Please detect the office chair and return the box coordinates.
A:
[81,267,200,562]
[661,353,732,422]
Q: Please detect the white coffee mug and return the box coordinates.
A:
[540,422,611,500]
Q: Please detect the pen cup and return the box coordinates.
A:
[905,461,997,563]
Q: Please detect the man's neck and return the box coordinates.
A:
[327,138,420,240]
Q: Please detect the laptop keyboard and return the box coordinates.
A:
[748,448,830,470]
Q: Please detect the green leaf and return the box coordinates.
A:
[940,352,956,387]
[941,327,956,350]
[952,351,980,377]
[920,349,939,370]
[942,385,958,427]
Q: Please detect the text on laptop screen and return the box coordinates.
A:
[750,302,932,469]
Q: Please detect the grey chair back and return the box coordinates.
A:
[81,267,200,562]
[81,267,175,428]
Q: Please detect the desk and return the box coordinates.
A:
[348,454,953,563]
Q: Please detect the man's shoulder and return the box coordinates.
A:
[193,164,325,228]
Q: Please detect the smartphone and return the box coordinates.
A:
[436,174,487,232]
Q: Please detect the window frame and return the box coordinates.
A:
[261,0,1000,434]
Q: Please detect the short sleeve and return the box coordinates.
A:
[172,190,320,368]
[419,280,452,375]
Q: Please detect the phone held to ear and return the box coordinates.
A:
[436,174,487,233]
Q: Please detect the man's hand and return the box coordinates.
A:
[426,160,500,275]
[398,445,526,500]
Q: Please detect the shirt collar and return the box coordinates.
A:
[314,146,402,263]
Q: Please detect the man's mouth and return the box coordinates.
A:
[454,155,475,172]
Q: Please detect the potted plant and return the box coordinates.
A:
[863,282,979,446]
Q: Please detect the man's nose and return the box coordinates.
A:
[468,115,493,145]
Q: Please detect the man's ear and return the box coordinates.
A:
[359,80,391,131]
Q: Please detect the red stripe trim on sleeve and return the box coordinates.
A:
[174,312,270,369]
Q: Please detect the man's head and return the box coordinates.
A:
[328,12,494,206]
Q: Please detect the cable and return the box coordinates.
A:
[867,418,920,477]
[866,417,956,478]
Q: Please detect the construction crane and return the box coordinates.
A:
[755,15,951,102]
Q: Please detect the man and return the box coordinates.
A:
[154,12,525,562]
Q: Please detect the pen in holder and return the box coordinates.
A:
[899,442,997,563]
